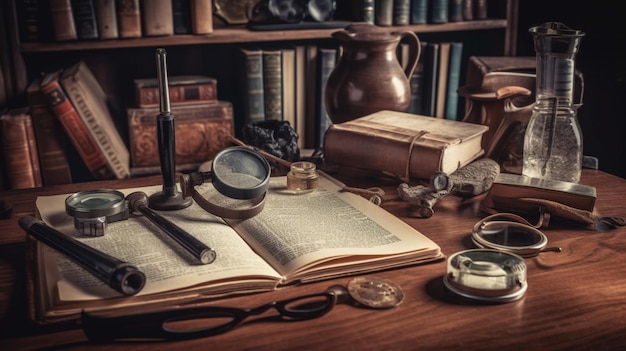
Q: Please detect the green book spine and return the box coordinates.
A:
[263,50,283,121]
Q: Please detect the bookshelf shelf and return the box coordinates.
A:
[19,19,510,53]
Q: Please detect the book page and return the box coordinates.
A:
[35,185,281,303]
[227,173,443,283]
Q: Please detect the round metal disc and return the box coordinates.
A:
[65,189,127,219]
[347,276,404,308]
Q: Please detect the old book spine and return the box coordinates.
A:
[393,0,410,25]
[444,42,463,120]
[94,0,118,39]
[40,71,114,180]
[135,81,217,108]
[172,0,191,34]
[435,42,451,118]
[241,48,265,123]
[410,0,427,24]
[26,78,73,185]
[0,111,42,189]
[127,101,234,169]
[423,42,440,117]
[71,0,99,39]
[428,0,448,24]
[462,0,473,20]
[316,48,336,149]
[361,0,375,23]
[115,0,141,38]
[375,0,393,26]
[408,41,428,114]
[449,0,463,22]
[141,0,174,36]
[473,0,487,19]
[262,50,283,121]
[16,0,54,42]
[50,0,77,41]
[190,0,213,34]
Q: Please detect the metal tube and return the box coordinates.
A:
[18,215,146,296]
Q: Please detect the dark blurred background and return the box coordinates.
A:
[516,0,625,178]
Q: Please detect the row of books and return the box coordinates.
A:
[17,0,213,43]
[240,45,339,151]
[360,0,488,26]
[407,40,464,120]
[0,61,236,190]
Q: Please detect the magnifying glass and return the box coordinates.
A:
[471,213,562,258]
[180,146,271,219]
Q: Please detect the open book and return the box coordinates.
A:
[29,172,443,324]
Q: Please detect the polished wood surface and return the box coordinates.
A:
[1,170,625,350]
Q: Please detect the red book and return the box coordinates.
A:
[40,70,114,180]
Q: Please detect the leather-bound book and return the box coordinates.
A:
[0,108,42,189]
[262,50,283,121]
[133,75,217,108]
[50,0,77,41]
[393,0,410,25]
[190,0,213,34]
[94,0,118,39]
[428,0,448,24]
[115,0,141,38]
[26,77,73,186]
[375,0,393,26]
[141,0,174,36]
[126,101,234,174]
[71,0,99,39]
[323,110,489,181]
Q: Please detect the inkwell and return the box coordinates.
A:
[149,48,193,210]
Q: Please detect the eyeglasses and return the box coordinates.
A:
[81,291,339,342]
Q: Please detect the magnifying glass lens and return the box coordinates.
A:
[211,147,271,200]
[479,223,544,247]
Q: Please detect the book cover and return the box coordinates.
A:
[393,0,410,25]
[323,109,489,181]
[473,0,487,20]
[449,0,463,22]
[16,0,54,42]
[40,70,114,180]
[59,61,130,179]
[115,0,141,38]
[29,172,443,324]
[262,50,283,121]
[0,108,42,189]
[435,42,451,118]
[127,101,234,170]
[294,45,307,149]
[281,47,296,130]
[133,75,217,108]
[428,0,448,24]
[375,0,393,26]
[26,77,73,186]
[304,45,318,149]
[141,0,174,36]
[50,0,77,41]
[172,0,191,34]
[462,0,473,20]
[316,47,337,149]
[422,42,439,117]
[240,48,265,123]
[408,41,428,114]
[444,42,463,120]
[410,0,427,24]
[94,0,118,39]
[190,0,213,34]
[71,0,99,39]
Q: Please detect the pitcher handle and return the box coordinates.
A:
[394,31,421,79]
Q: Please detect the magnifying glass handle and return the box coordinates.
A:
[18,215,146,296]
[127,192,216,265]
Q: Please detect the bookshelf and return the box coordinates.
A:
[0,0,518,188]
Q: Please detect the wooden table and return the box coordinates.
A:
[1,170,625,350]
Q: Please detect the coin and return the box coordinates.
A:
[347,276,405,309]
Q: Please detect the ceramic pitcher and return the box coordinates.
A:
[324,23,420,124]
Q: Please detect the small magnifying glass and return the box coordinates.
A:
[471,213,562,258]
[180,146,272,219]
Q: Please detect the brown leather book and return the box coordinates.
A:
[126,101,234,173]
[0,108,43,189]
[50,0,77,41]
[115,0,141,38]
[40,70,115,180]
[190,0,213,34]
[141,0,173,36]
[26,78,73,186]
[323,110,488,181]
[133,75,217,108]
[94,0,119,39]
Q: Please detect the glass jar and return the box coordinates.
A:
[286,161,319,192]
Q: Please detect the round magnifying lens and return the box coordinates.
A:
[211,146,271,200]
[472,213,561,258]
[65,189,129,236]
[443,249,527,303]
